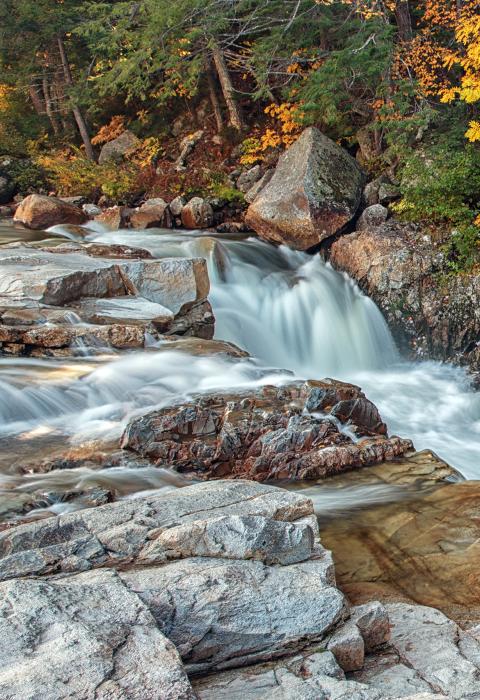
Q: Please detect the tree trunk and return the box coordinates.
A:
[205,57,224,132]
[395,1,412,41]
[42,77,61,135]
[28,83,46,115]
[211,45,243,131]
[57,35,95,160]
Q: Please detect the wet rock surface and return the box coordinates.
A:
[322,479,480,628]
[122,379,412,481]
[0,242,213,355]
[245,127,363,250]
[330,220,480,371]
[0,479,471,699]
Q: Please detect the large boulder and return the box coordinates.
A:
[181,197,214,229]
[121,380,412,481]
[13,194,88,230]
[130,197,172,229]
[0,568,196,700]
[245,127,364,250]
[98,129,140,164]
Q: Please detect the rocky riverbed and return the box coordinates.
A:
[2,125,480,698]
[2,478,480,699]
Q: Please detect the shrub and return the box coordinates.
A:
[36,149,139,203]
[395,142,480,270]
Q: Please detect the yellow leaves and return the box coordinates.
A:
[466,121,480,143]
[474,213,480,227]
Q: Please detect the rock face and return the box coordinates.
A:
[182,196,214,229]
[329,220,480,370]
[0,242,213,356]
[13,194,88,230]
[98,129,140,164]
[121,379,412,480]
[0,478,477,699]
[245,128,364,250]
[0,569,195,700]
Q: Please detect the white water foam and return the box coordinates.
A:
[0,225,478,489]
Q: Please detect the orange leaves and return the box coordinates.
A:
[91,115,126,145]
[240,103,303,165]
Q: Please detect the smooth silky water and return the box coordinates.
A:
[0,221,479,525]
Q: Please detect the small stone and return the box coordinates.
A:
[351,602,390,651]
[327,621,365,672]
[357,205,388,231]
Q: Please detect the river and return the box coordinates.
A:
[0,220,479,521]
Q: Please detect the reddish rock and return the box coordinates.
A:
[121,380,412,481]
[130,198,172,229]
[181,197,214,229]
[13,195,88,230]
[94,206,131,230]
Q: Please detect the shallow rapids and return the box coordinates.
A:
[0,222,479,519]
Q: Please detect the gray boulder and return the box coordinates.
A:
[245,127,364,250]
[357,204,388,231]
[245,169,274,204]
[98,129,140,164]
[0,568,195,700]
[182,196,214,229]
[170,195,186,217]
[236,165,262,193]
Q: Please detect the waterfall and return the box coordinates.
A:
[0,225,479,485]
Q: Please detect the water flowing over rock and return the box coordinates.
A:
[0,242,213,356]
[329,220,480,371]
[14,194,88,230]
[121,379,412,480]
[245,127,364,250]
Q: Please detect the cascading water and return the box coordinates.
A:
[1,223,480,516]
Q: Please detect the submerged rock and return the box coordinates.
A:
[245,127,363,250]
[14,194,88,230]
[121,379,412,481]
